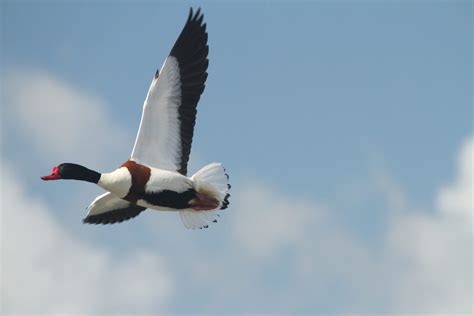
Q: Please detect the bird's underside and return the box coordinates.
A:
[84,161,230,228]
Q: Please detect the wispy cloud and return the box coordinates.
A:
[1,68,471,314]
[387,136,473,312]
[168,136,473,313]
[1,160,173,314]
[3,70,131,167]
[1,70,172,314]
[438,136,473,217]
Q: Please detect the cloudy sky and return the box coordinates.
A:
[1,1,472,314]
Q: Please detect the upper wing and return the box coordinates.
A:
[131,8,209,175]
[83,192,146,225]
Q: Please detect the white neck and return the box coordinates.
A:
[97,167,132,198]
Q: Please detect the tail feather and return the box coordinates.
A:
[180,162,231,229]
[191,162,230,210]
[221,192,230,210]
[180,209,219,229]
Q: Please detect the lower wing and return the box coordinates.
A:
[83,192,146,224]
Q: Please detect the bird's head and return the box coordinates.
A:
[41,163,100,183]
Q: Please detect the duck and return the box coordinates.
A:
[41,8,230,229]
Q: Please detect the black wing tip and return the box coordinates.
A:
[188,7,203,23]
[172,6,209,175]
[82,206,146,225]
[83,216,124,225]
[188,7,193,21]
[186,7,205,29]
[170,7,208,59]
[156,7,206,79]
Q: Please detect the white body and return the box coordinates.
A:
[88,162,229,228]
[98,165,193,201]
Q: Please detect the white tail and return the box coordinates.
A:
[179,162,231,229]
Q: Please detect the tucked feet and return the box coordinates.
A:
[190,192,219,211]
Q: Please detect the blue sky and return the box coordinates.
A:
[1,1,472,314]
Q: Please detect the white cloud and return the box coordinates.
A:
[3,70,131,166]
[438,137,473,218]
[2,68,471,313]
[387,136,473,313]
[203,136,473,313]
[1,70,172,314]
[217,184,387,312]
[1,160,173,314]
[231,184,330,259]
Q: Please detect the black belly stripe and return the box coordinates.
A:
[143,189,196,209]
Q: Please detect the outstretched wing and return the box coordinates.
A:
[131,8,209,175]
[83,192,146,225]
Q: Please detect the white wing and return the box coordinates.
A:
[83,192,146,224]
[131,8,209,175]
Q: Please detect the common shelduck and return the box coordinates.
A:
[41,8,230,229]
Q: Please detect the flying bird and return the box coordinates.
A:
[41,8,230,229]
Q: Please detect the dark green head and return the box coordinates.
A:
[41,163,100,183]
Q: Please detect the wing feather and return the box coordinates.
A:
[131,8,209,175]
[83,192,146,225]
